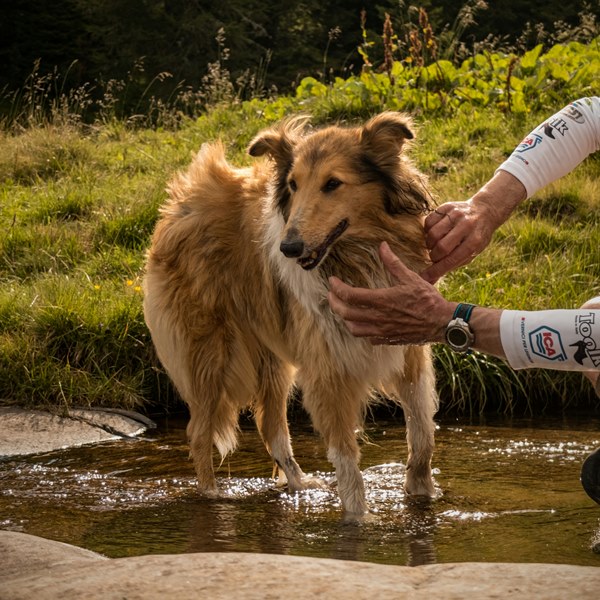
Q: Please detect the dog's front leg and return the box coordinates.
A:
[253,355,325,492]
[391,346,439,498]
[327,446,368,516]
[302,377,369,516]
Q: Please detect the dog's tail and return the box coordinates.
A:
[164,141,245,215]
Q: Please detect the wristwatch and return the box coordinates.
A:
[445,303,476,353]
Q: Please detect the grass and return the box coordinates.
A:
[0,92,598,416]
[410,106,600,414]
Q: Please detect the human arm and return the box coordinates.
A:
[328,242,600,375]
[328,241,506,356]
[422,96,600,283]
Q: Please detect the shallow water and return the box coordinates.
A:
[2,414,600,566]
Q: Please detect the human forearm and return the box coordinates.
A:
[466,307,505,359]
[422,97,600,283]
[469,169,526,229]
[498,97,600,198]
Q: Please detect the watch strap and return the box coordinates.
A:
[453,303,476,323]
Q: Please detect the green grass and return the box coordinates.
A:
[0,91,598,416]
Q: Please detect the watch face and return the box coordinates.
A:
[445,317,475,352]
[447,327,468,348]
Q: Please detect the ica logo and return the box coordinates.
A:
[530,326,567,361]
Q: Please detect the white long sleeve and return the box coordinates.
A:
[497,96,600,198]
[500,304,600,371]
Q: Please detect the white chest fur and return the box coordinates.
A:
[263,210,406,383]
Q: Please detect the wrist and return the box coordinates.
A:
[445,303,477,353]
[471,170,527,229]
[433,301,459,344]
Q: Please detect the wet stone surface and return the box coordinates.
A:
[0,407,155,457]
[3,530,600,600]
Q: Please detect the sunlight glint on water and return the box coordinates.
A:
[1,416,600,566]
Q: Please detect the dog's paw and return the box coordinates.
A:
[197,485,221,499]
[404,477,436,499]
[273,474,289,489]
[289,474,327,493]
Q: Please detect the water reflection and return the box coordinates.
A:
[1,416,600,566]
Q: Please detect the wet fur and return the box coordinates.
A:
[143,112,439,515]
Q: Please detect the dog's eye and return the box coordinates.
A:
[323,178,342,193]
[289,179,297,192]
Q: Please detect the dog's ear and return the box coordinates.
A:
[360,112,415,169]
[248,129,292,162]
[247,117,308,221]
[247,117,308,167]
[360,112,431,215]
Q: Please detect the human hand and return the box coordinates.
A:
[422,170,526,283]
[327,241,454,345]
[421,199,497,284]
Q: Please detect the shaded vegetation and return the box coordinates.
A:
[0,7,598,417]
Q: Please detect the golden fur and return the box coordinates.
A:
[143,112,439,515]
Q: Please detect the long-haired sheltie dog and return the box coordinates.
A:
[143,112,439,515]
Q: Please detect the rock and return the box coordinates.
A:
[1,531,599,600]
[0,531,107,582]
[0,407,155,457]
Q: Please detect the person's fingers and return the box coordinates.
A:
[328,276,384,309]
[327,291,390,339]
[327,288,378,322]
[427,222,467,263]
[424,208,449,232]
[421,241,479,283]
[344,321,385,338]
[378,241,413,281]
[421,259,451,284]
[368,336,396,346]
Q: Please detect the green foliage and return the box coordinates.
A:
[0,33,598,415]
[294,37,600,118]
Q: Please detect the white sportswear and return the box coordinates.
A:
[500,304,600,371]
[497,96,600,198]
[496,97,600,372]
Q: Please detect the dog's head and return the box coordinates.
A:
[248,112,432,271]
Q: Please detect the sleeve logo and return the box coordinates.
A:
[516,133,543,153]
[572,312,600,368]
[529,326,567,361]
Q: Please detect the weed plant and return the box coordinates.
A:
[0,14,598,416]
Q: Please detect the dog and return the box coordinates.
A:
[143,112,439,515]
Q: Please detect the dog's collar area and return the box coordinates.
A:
[298,219,349,271]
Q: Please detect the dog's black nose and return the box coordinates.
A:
[280,239,305,258]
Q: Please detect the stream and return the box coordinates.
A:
[2,414,600,567]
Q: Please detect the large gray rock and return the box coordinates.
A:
[0,407,155,457]
[1,531,599,600]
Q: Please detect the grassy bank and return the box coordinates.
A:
[0,42,598,417]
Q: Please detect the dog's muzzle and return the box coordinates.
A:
[280,219,349,271]
[280,234,305,259]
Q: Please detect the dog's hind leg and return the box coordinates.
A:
[301,375,369,515]
[186,399,219,496]
[392,346,439,498]
[253,354,323,492]
[179,330,250,497]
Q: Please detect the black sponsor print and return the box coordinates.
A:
[572,313,600,367]
[565,104,585,125]
[542,117,569,140]
[570,340,589,364]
